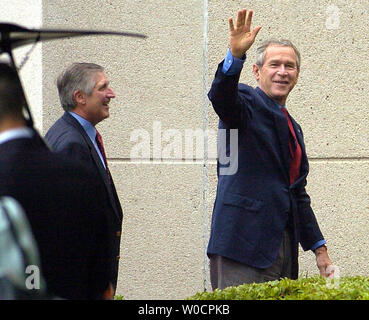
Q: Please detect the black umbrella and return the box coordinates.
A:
[0,22,147,128]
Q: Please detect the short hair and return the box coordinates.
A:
[57,62,104,111]
[255,39,301,72]
[0,63,26,119]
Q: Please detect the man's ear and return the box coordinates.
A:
[252,64,260,82]
[73,90,86,106]
[294,71,299,86]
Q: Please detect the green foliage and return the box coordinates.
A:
[114,294,125,300]
[187,276,369,300]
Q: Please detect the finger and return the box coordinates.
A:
[319,268,326,277]
[245,10,253,30]
[251,25,262,39]
[228,17,234,32]
[236,9,246,28]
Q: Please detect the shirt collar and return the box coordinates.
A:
[275,102,286,110]
[255,87,287,110]
[0,127,34,146]
[68,111,97,140]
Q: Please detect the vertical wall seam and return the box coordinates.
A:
[202,0,209,292]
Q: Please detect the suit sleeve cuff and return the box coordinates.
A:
[222,48,246,75]
[311,239,326,251]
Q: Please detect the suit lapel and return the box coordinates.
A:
[62,112,123,221]
[62,113,114,198]
[289,115,309,180]
[64,113,123,220]
[254,88,310,187]
[289,116,305,155]
[255,88,291,182]
[273,112,292,183]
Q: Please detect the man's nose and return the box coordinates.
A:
[277,65,288,75]
[107,87,115,98]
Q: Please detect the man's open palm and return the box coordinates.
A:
[229,9,262,58]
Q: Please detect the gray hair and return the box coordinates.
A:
[57,62,104,111]
[255,39,301,72]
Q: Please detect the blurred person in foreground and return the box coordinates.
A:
[0,62,114,299]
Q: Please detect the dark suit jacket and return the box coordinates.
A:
[207,62,324,278]
[45,112,123,287]
[0,131,112,299]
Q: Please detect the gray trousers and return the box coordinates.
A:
[210,229,293,290]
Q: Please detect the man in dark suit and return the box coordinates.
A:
[207,9,334,289]
[45,63,123,291]
[0,62,113,299]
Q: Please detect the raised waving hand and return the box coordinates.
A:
[228,9,262,58]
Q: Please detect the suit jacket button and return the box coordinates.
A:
[116,231,121,237]
[116,255,120,261]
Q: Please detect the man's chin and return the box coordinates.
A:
[272,88,292,102]
[270,93,288,106]
[95,113,109,125]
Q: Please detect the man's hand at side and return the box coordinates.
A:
[315,246,334,277]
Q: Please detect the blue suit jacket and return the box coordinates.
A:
[207,62,324,277]
[45,112,123,287]
[0,132,112,299]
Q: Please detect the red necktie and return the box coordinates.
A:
[281,107,302,184]
[95,130,111,178]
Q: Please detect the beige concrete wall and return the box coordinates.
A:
[38,0,368,299]
[0,0,43,130]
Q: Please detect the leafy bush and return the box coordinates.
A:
[187,276,369,300]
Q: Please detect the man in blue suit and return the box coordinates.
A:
[45,63,123,292]
[207,9,334,289]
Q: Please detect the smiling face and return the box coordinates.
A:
[253,45,299,106]
[74,72,115,126]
